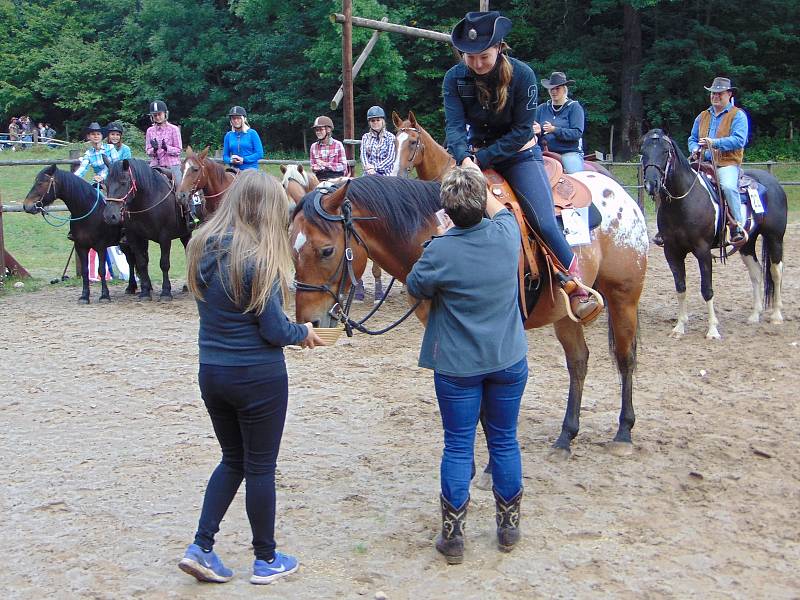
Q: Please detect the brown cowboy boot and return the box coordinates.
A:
[494,487,522,552]
[563,259,602,324]
[729,223,746,245]
[435,495,468,565]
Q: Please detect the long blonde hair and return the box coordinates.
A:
[186,170,293,314]
[474,43,513,113]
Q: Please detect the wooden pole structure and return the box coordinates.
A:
[342,0,355,168]
[331,14,451,43]
[330,17,388,110]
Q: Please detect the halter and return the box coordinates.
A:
[642,132,700,201]
[293,190,421,336]
[397,127,424,177]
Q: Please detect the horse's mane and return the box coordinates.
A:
[52,167,97,205]
[294,176,441,239]
[666,131,692,172]
[108,157,170,193]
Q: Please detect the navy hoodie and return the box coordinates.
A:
[195,237,307,366]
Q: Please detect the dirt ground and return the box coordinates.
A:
[2,224,799,600]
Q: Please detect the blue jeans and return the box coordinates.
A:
[560,152,584,174]
[194,362,288,561]
[434,357,529,506]
[717,165,742,224]
[495,151,575,269]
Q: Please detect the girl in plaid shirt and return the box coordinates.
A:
[309,116,347,181]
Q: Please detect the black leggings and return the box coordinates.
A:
[193,362,288,561]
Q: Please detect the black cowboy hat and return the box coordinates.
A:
[541,71,575,89]
[450,11,512,54]
[83,122,105,136]
[704,77,736,93]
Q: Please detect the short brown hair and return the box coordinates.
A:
[440,167,486,227]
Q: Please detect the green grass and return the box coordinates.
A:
[2,147,798,296]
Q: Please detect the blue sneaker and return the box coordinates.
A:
[250,551,299,585]
[178,543,233,583]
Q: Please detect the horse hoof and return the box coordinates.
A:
[771,313,784,325]
[99,296,111,303]
[160,294,173,302]
[606,441,634,457]
[125,288,137,295]
[705,331,721,341]
[138,294,153,302]
[475,471,493,491]
[669,329,684,339]
[547,447,571,462]
[78,298,90,305]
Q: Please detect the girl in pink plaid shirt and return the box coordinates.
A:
[309,116,347,181]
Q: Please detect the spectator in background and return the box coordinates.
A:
[535,71,585,173]
[45,123,57,148]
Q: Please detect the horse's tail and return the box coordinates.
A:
[762,239,775,309]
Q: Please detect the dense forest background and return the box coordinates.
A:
[1,0,798,159]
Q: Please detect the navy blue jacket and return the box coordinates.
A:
[535,99,584,154]
[443,56,538,167]
[405,209,527,377]
[195,237,307,366]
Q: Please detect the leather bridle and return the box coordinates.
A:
[397,127,424,177]
[642,132,700,201]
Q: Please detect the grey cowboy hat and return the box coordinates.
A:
[84,122,105,136]
[450,11,512,54]
[704,77,736,92]
[542,71,575,89]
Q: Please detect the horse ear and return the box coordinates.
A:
[280,164,287,174]
[200,146,209,159]
[122,159,129,171]
[409,111,418,126]
[392,111,402,129]
[297,164,305,174]
[321,180,350,214]
[46,164,57,175]
[186,145,193,155]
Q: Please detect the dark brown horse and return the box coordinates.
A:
[391,111,616,180]
[291,175,648,460]
[177,146,235,220]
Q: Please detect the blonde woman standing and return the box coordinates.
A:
[180,170,323,585]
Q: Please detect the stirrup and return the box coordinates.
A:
[727,225,748,247]
[558,280,604,325]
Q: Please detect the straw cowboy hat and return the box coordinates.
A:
[541,72,575,89]
[704,77,736,93]
[450,11,512,54]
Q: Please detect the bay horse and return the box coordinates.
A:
[177,146,235,220]
[103,158,191,300]
[281,163,319,208]
[391,111,616,180]
[23,165,136,303]
[641,129,786,338]
[291,175,648,459]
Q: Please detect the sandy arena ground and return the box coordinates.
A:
[2,225,799,599]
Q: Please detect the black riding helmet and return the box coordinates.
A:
[149,100,169,122]
[106,121,124,134]
[228,106,247,117]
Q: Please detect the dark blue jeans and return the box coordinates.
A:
[433,357,529,506]
[194,362,288,561]
[495,150,575,269]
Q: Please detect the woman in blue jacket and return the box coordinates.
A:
[535,71,585,173]
[222,106,264,170]
[180,170,323,585]
[443,11,601,323]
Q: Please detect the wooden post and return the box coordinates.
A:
[637,162,645,213]
[480,0,489,10]
[331,14,451,42]
[331,17,388,110]
[342,0,355,168]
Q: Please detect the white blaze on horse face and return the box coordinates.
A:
[393,132,409,176]
[182,161,192,181]
[572,172,649,258]
[293,230,307,253]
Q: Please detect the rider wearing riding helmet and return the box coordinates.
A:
[360,106,396,176]
[309,116,347,182]
[75,122,112,183]
[105,121,132,163]
[145,100,183,183]
[223,106,264,171]
[443,11,601,323]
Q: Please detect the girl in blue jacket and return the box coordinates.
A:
[223,106,264,170]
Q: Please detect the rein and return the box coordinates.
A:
[36,175,105,227]
[293,190,421,336]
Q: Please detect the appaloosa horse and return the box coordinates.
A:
[177,146,235,220]
[103,158,191,300]
[23,165,136,303]
[291,175,648,459]
[641,129,786,338]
